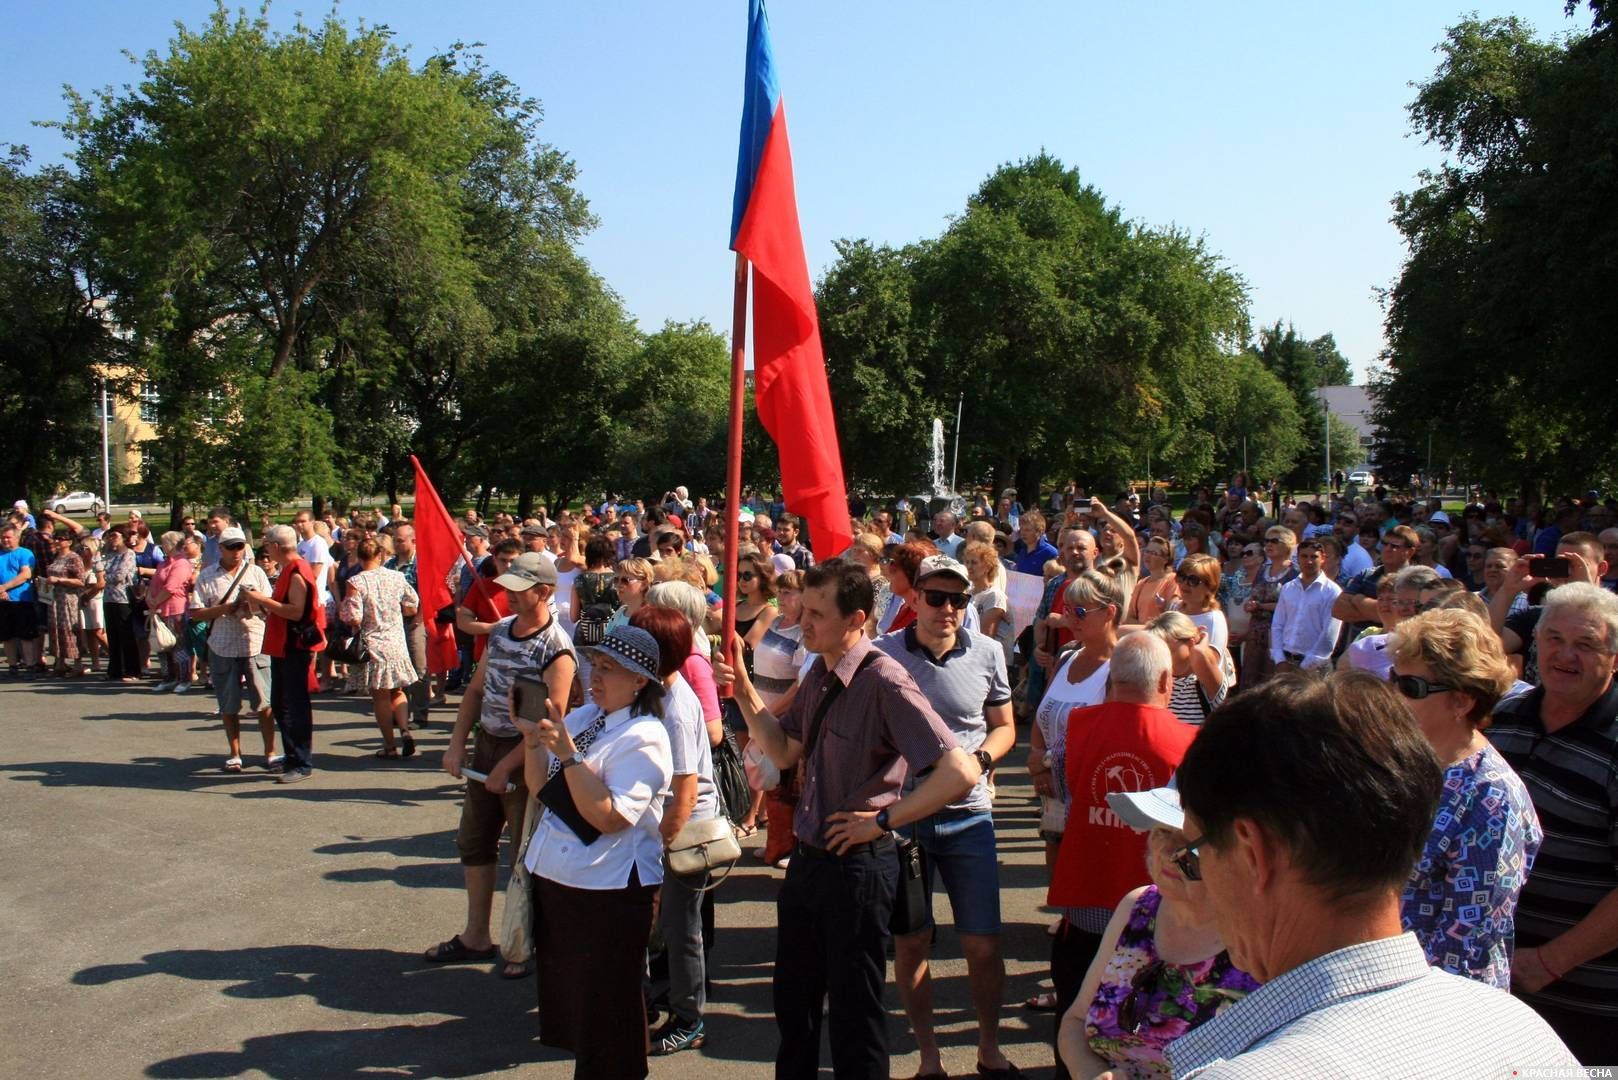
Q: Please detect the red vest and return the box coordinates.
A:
[1047,702,1197,910]
[262,557,326,657]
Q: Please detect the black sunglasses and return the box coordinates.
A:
[922,588,970,610]
[1171,836,1206,881]
[1392,673,1452,700]
[1071,603,1111,620]
[737,572,757,583]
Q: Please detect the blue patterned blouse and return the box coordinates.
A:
[1400,740,1542,988]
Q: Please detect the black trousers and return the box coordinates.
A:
[270,649,314,770]
[774,838,897,1080]
[103,601,139,678]
[1050,920,1104,1080]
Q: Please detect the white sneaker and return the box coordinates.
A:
[173,683,190,695]
[152,681,175,692]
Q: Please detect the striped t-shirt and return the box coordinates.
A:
[1487,683,1618,1015]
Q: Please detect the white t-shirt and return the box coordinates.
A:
[1186,608,1229,651]
[1037,652,1110,829]
[297,537,336,607]
[553,566,580,635]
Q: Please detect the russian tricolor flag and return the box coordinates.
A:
[731,0,852,561]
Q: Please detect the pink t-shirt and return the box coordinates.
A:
[680,653,722,724]
[150,557,194,617]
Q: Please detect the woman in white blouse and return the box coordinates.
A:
[516,624,673,1079]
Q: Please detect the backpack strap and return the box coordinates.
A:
[800,652,880,762]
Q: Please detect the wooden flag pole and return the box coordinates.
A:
[721,252,749,678]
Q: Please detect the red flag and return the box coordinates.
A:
[731,0,852,560]
[410,455,465,675]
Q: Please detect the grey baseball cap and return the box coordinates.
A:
[914,554,971,588]
[494,551,557,591]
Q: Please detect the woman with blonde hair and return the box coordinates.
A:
[1127,536,1181,628]
[963,539,1015,669]
[1387,608,1541,987]
[606,557,655,633]
[1238,526,1298,689]
[1144,611,1235,725]
[1172,553,1227,650]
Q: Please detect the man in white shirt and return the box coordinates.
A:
[1270,539,1342,672]
[291,511,336,608]
[1334,512,1374,578]
[931,510,965,558]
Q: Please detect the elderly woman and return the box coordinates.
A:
[629,606,720,1056]
[1058,785,1260,1079]
[1342,565,1443,681]
[517,625,673,1079]
[98,527,140,682]
[147,531,195,692]
[44,532,88,677]
[77,535,105,672]
[241,524,326,784]
[1388,608,1541,987]
[340,537,420,759]
[1146,611,1236,726]
[1238,526,1297,690]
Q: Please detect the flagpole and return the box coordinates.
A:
[722,253,749,669]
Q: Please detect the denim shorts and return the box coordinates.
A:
[902,807,1001,936]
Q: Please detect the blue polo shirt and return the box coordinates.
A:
[0,547,37,602]
[1013,536,1058,576]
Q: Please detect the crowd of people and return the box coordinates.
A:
[1,476,1613,1076]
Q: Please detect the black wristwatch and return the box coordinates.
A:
[974,749,994,774]
[875,807,891,832]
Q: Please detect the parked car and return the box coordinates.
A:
[1347,469,1374,487]
[50,491,106,514]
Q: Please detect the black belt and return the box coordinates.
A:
[795,835,895,860]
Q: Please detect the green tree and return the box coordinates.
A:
[1378,2,1618,501]
[1308,333,1353,386]
[1254,322,1331,487]
[1211,352,1307,482]
[608,320,732,500]
[0,148,121,504]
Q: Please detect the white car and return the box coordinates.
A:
[50,491,106,515]
[1347,470,1374,487]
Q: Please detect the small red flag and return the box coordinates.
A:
[410,455,465,675]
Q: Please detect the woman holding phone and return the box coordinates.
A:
[516,624,673,1079]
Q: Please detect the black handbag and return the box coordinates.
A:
[888,834,928,936]
[327,626,370,666]
[711,722,751,825]
[538,767,603,845]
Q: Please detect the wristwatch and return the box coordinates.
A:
[875,807,892,832]
[560,754,582,770]
[974,749,993,774]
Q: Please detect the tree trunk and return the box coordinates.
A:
[312,494,325,520]
[517,487,533,520]
[1014,456,1040,513]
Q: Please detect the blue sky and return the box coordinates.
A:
[2,1,1581,382]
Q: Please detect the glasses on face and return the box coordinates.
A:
[922,588,970,610]
[1175,573,1205,587]
[614,577,639,587]
[1171,836,1206,882]
[737,571,757,583]
[1243,548,1261,557]
[1071,603,1111,621]
[1382,541,1412,552]
[1392,673,1453,699]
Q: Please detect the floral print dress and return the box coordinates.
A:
[1086,886,1260,1079]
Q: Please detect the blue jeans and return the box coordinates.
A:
[903,807,1002,935]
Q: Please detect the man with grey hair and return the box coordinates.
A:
[1487,582,1618,1063]
[1044,631,1196,1078]
[930,509,964,558]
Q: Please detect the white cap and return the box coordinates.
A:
[218,526,248,545]
[12,500,27,511]
[1106,783,1184,832]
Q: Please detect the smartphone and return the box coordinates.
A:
[1532,555,1570,579]
[512,674,549,723]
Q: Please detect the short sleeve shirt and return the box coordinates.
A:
[780,636,957,847]
[663,675,719,823]
[478,615,576,738]
[192,562,272,656]
[876,626,1010,813]
[0,547,37,602]
[1504,606,1543,685]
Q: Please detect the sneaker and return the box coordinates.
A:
[278,767,313,784]
[152,681,176,692]
[650,1018,706,1056]
[265,754,286,771]
[173,683,190,695]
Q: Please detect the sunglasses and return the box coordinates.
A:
[1071,603,1111,620]
[1171,836,1206,882]
[922,588,970,610]
[1242,548,1261,557]
[614,577,639,586]
[1391,673,1452,699]
[737,571,757,583]
[1174,573,1206,586]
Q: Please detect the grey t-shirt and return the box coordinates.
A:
[877,625,1011,813]
[662,675,718,822]
[479,614,576,737]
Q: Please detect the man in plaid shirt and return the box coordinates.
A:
[190,527,277,772]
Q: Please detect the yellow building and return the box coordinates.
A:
[96,368,159,488]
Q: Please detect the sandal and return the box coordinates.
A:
[423,935,497,964]
[733,823,757,839]
[375,746,400,759]
[499,959,533,980]
[1023,991,1059,1011]
[401,734,417,758]
[224,757,243,773]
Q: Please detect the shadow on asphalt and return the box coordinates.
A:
[73,944,559,1078]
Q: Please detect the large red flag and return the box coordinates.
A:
[410,455,465,675]
[731,0,852,560]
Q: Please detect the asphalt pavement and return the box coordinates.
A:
[0,671,1063,1078]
